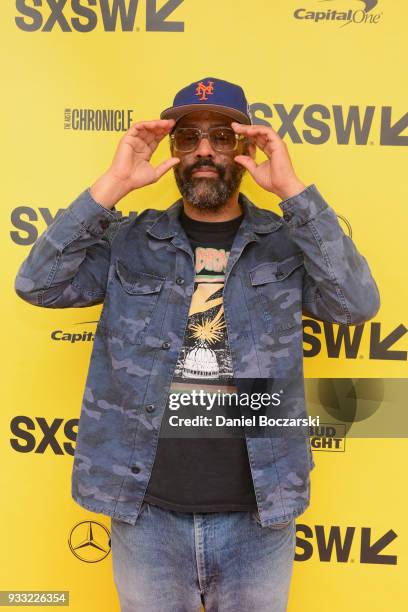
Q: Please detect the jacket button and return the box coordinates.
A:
[176,277,184,285]
[99,219,109,229]
[276,271,284,279]
[145,404,155,413]
[283,211,293,222]
[131,466,140,474]
[162,341,171,350]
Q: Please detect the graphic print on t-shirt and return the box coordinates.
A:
[173,246,234,385]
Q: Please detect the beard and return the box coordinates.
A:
[173,157,245,211]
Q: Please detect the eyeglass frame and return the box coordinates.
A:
[169,125,247,153]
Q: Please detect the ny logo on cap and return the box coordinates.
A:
[195,80,214,101]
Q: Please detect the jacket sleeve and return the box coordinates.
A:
[14,188,126,308]
[278,184,380,325]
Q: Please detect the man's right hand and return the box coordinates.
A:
[90,119,180,208]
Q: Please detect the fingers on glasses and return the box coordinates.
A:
[128,120,175,143]
[231,122,280,145]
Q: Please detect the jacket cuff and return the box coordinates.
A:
[278,184,329,228]
[67,187,122,235]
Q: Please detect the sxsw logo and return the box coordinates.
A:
[294,0,383,27]
[295,523,397,564]
[10,416,78,455]
[15,0,184,32]
[251,103,408,146]
[303,319,407,361]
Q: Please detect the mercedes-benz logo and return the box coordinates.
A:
[68,520,111,563]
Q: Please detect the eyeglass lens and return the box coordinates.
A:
[173,127,237,152]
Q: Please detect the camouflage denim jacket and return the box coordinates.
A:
[14,184,380,527]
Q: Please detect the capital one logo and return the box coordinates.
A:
[294,0,383,27]
[15,0,184,32]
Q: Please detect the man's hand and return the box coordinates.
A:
[90,119,180,208]
[231,122,306,201]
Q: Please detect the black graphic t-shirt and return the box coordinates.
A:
[144,208,258,512]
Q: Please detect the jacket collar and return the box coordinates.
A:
[146,192,283,240]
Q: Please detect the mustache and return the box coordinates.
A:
[183,159,225,180]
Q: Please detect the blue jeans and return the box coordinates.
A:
[110,502,296,611]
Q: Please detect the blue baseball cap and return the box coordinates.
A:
[160,77,252,125]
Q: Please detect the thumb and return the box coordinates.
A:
[234,155,257,175]
[154,157,180,181]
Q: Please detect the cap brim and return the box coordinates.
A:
[160,103,251,125]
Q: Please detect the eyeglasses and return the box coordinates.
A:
[170,126,245,153]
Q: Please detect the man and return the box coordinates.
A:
[15,77,380,611]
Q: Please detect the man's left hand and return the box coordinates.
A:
[231,122,306,201]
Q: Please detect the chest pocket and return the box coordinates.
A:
[249,253,303,334]
[98,259,165,344]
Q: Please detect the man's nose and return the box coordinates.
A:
[195,135,215,157]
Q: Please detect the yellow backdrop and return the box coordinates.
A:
[2,1,407,610]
